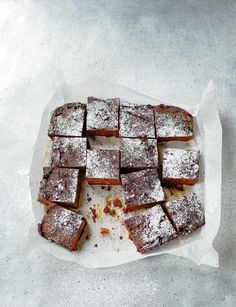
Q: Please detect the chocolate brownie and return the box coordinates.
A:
[38,167,80,208]
[163,193,205,236]
[86,149,120,185]
[119,102,155,138]
[162,148,200,185]
[48,103,86,138]
[38,204,87,251]
[124,205,178,253]
[120,138,158,170]
[87,97,119,136]
[154,104,193,141]
[121,169,164,212]
[51,137,86,169]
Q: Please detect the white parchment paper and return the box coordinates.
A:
[28,78,221,268]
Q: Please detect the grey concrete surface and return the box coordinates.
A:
[0,0,235,306]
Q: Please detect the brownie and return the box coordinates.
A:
[120,138,158,170]
[121,169,165,212]
[86,149,120,185]
[164,193,205,236]
[38,167,80,208]
[87,97,119,136]
[48,103,86,138]
[38,204,87,251]
[154,104,193,141]
[51,137,86,169]
[162,148,200,185]
[119,102,155,138]
[124,205,178,253]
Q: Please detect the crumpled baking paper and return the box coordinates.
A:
[28,78,221,268]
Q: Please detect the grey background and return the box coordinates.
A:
[0,0,235,306]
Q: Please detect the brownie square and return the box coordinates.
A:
[164,193,205,236]
[124,205,178,253]
[51,137,86,169]
[87,97,119,136]
[154,104,193,141]
[162,148,200,185]
[86,149,120,185]
[48,103,86,138]
[121,169,164,212]
[38,167,80,208]
[120,138,158,170]
[38,204,87,251]
[120,102,155,138]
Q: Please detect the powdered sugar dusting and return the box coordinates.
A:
[48,103,85,137]
[155,113,193,138]
[165,193,205,236]
[46,205,85,237]
[163,148,200,179]
[51,137,86,168]
[120,138,158,168]
[38,168,79,204]
[125,205,178,253]
[86,149,119,179]
[120,102,155,138]
[121,169,164,207]
[87,97,119,131]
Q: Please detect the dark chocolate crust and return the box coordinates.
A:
[48,103,86,138]
[154,104,193,141]
[87,97,119,136]
[38,204,87,251]
[37,167,80,208]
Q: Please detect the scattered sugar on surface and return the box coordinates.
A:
[165,193,204,235]
[51,137,86,167]
[49,104,85,136]
[155,112,193,138]
[163,148,200,179]
[86,150,119,179]
[47,207,84,237]
[50,169,79,202]
[121,169,164,205]
[125,205,177,252]
[121,138,158,168]
[120,102,155,138]
[87,98,119,130]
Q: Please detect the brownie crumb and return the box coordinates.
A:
[89,207,97,222]
[107,186,111,191]
[87,197,92,202]
[106,199,112,207]
[119,236,123,240]
[101,186,106,190]
[113,198,122,208]
[103,206,110,214]
[110,209,116,217]
[94,244,98,247]
[100,227,110,235]
[86,234,90,240]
